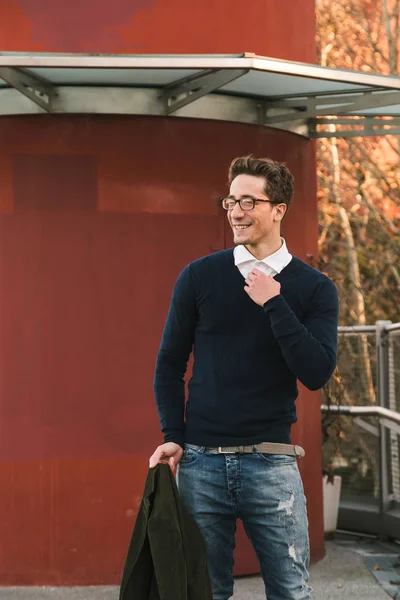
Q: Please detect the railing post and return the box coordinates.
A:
[376,320,392,536]
[388,329,400,505]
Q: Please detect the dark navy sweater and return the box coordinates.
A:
[154,249,339,448]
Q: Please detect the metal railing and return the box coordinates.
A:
[321,321,400,540]
[321,404,400,424]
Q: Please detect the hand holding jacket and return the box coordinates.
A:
[119,464,213,600]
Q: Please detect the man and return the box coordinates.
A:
[149,156,339,600]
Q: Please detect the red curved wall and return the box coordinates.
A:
[0,0,321,585]
[0,0,315,62]
[0,116,322,584]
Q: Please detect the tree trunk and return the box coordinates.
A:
[381,0,399,74]
[328,124,377,406]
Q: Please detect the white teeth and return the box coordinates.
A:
[234,225,250,230]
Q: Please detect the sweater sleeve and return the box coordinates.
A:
[154,265,197,447]
[263,277,339,390]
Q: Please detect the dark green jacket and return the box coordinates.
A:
[119,464,213,600]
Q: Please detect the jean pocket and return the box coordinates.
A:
[257,453,297,466]
[179,444,203,466]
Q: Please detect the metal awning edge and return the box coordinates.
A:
[0,53,255,71]
[251,55,400,90]
[0,52,400,90]
[1,53,400,139]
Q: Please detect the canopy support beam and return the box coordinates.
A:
[0,66,56,112]
[309,116,400,138]
[164,68,248,114]
[261,88,400,126]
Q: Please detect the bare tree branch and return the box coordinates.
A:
[381,0,399,73]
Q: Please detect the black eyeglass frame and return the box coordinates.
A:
[219,195,280,211]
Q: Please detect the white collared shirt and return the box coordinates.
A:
[234,238,292,279]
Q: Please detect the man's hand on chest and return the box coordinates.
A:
[244,268,281,307]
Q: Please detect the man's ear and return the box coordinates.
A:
[274,203,287,222]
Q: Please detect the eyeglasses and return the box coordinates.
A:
[220,196,276,211]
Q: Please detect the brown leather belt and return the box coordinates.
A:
[207,442,305,458]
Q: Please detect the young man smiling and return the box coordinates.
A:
[150,156,339,600]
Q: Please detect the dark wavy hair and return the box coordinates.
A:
[228,155,294,213]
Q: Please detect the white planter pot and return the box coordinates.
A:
[322,475,342,534]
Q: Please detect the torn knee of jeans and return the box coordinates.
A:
[278,493,295,516]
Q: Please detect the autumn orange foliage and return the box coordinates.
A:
[316,0,400,324]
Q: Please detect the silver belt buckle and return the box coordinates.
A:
[218,446,235,454]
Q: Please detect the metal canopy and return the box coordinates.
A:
[1,52,400,138]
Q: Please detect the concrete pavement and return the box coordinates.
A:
[0,537,396,599]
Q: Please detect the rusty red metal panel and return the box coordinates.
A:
[0,0,316,62]
[0,116,322,584]
[13,154,97,211]
[0,210,225,463]
[0,151,13,213]
[0,456,150,584]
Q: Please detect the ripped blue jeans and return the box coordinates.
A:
[177,445,312,600]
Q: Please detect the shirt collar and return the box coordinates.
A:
[234,238,291,274]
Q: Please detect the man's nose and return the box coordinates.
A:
[230,202,245,218]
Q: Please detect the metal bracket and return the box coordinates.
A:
[380,418,400,436]
[354,417,379,437]
[309,116,400,138]
[0,67,56,112]
[257,101,310,136]
[260,88,400,126]
[164,68,248,114]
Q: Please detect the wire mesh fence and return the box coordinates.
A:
[388,329,400,415]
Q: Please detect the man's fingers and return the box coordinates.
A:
[149,455,158,468]
[149,443,183,469]
[149,448,163,468]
